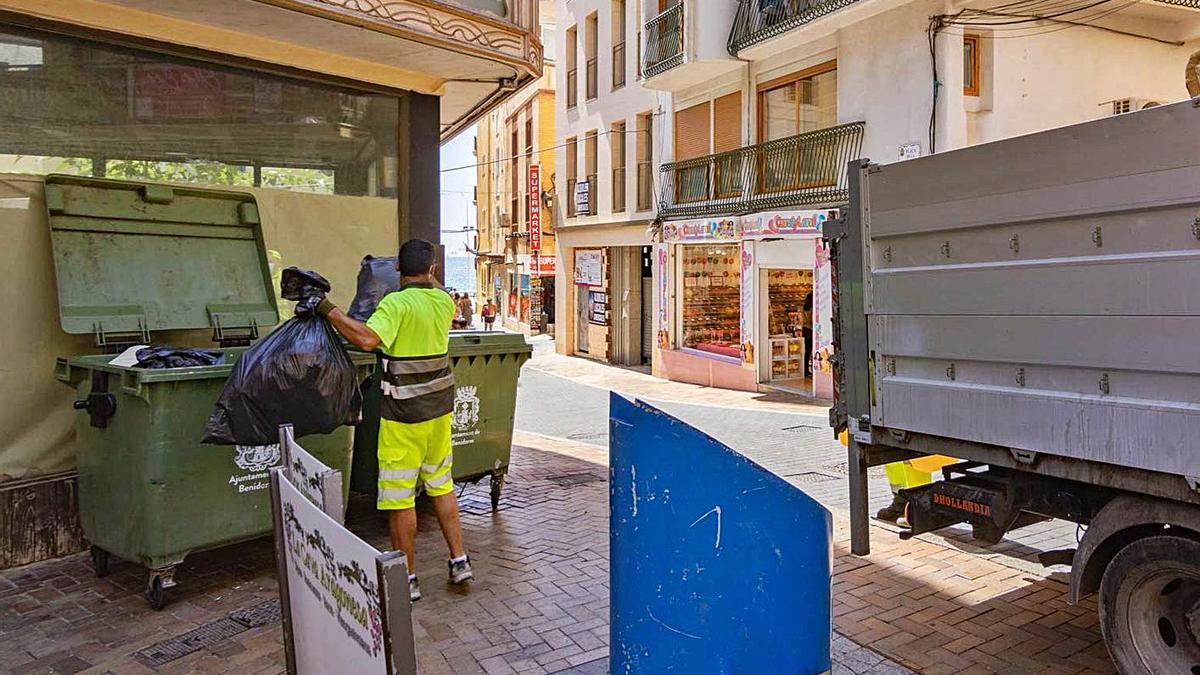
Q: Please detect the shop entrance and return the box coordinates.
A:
[641,246,653,365]
[761,268,813,394]
[576,283,590,353]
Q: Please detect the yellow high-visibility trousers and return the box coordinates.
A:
[376,413,454,510]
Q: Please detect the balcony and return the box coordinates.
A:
[642,3,685,78]
[728,0,862,55]
[657,121,864,219]
[640,1,743,92]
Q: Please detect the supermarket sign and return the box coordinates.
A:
[531,254,556,277]
[529,165,542,250]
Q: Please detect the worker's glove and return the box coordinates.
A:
[315,298,337,317]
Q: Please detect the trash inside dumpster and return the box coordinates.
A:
[47,175,372,610]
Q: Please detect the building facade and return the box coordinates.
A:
[475,1,559,335]
[638,0,1200,395]
[0,0,544,568]
[553,0,668,366]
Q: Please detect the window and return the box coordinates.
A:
[524,108,534,224]
[612,120,627,212]
[757,61,837,142]
[679,244,741,357]
[566,136,578,217]
[584,130,598,214]
[612,0,627,90]
[0,26,398,196]
[756,62,838,194]
[673,102,711,203]
[566,26,578,108]
[585,14,599,100]
[636,112,654,211]
[510,125,520,229]
[963,34,981,97]
[542,25,557,62]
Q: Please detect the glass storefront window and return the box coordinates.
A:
[0,28,398,196]
[679,244,741,358]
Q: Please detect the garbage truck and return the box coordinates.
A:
[826,98,1200,674]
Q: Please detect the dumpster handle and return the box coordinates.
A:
[120,370,143,397]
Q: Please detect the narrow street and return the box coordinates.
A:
[0,341,1114,675]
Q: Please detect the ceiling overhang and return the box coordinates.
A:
[0,0,543,141]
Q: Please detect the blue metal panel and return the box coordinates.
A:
[610,394,832,674]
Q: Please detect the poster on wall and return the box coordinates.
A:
[574,249,603,286]
[654,244,669,349]
[588,290,609,326]
[740,241,755,365]
[816,240,835,391]
[520,275,531,322]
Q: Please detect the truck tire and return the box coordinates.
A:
[1099,534,1200,674]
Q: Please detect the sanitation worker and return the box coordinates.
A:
[318,238,472,601]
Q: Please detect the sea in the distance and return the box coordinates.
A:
[443,255,476,293]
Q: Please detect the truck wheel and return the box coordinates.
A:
[1099,534,1200,674]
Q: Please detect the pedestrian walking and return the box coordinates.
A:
[459,293,474,329]
[318,239,473,601]
[481,298,497,330]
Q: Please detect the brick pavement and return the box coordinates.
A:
[0,437,1113,674]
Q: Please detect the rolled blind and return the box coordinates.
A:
[674,102,711,161]
[712,92,742,153]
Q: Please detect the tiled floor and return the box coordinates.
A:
[0,436,1113,674]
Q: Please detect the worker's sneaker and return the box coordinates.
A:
[408,576,421,602]
[448,556,473,584]
[875,495,906,523]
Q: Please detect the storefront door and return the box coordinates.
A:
[576,284,590,353]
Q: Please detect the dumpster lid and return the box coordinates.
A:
[449,331,534,356]
[44,175,278,345]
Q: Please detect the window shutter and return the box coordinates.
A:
[712,92,742,153]
[674,102,711,161]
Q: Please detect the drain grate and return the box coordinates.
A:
[136,600,283,667]
[229,599,281,628]
[548,472,606,487]
[136,618,248,667]
[784,471,839,484]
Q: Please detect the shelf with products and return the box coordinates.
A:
[767,268,813,338]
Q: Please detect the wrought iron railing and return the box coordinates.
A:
[642,2,684,79]
[657,121,864,219]
[566,68,578,108]
[613,41,627,89]
[727,0,863,55]
[586,57,598,99]
[613,166,627,212]
[637,161,654,211]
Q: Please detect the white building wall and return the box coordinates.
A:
[555,0,669,358]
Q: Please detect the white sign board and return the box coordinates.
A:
[574,249,603,286]
[574,180,591,216]
[280,425,344,522]
[277,474,390,674]
[898,142,922,161]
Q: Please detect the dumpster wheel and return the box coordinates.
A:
[145,567,176,611]
[90,546,111,578]
[490,472,505,511]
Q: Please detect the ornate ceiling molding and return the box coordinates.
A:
[257,0,542,77]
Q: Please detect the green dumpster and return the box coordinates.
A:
[351,331,532,508]
[45,175,373,609]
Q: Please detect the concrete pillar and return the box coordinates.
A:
[399,91,441,246]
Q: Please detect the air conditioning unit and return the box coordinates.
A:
[1104,98,1162,116]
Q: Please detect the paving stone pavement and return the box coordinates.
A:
[0,434,1114,674]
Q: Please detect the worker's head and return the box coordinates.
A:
[397,239,438,282]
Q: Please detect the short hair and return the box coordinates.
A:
[398,239,437,276]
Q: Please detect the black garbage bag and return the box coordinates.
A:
[347,255,400,321]
[135,346,225,369]
[201,268,362,446]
